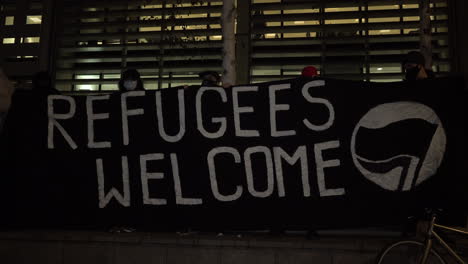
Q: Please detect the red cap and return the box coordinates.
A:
[301,66,318,77]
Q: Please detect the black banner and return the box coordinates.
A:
[0,77,466,230]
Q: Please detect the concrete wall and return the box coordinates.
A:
[4,230,467,264]
[0,231,404,264]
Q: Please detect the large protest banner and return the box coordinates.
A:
[0,76,466,230]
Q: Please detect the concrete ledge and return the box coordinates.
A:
[0,230,451,264]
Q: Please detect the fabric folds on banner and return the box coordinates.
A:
[0,76,466,230]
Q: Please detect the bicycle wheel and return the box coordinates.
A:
[376,240,446,264]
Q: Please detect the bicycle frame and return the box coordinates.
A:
[420,215,467,264]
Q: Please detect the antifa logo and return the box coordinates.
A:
[351,102,446,191]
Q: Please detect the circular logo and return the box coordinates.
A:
[351,102,446,191]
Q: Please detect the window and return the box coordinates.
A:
[284,9,308,14]
[54,0,450,92]
[325,19,359,25]
[283,21,319,26]
[369,29,400,35]
[103,74,120,79]
[370,65,402,74]
[145,82,158,90]
[140,27,162,32]
[76,75,100,80]
[403,4,419,9]
[76,84,99,91]
[101,84,118,91]
[368,17,400,23]
[21,37,40,43]
[283,32,307,38]
[368,5,399,11]
[75,75,100,91]
[5,16,14,26]
[325,7,359,12]
[26,15,42,24]
[2,38,15,44]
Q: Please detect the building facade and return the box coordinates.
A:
[0,0,466,92]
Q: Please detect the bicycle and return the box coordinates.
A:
[376,210,468,264]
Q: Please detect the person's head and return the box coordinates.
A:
[119,69,144,91]
[301,66,318,77]
[32,71,52,91]
[199,71,220,86]
[403,51,428,81]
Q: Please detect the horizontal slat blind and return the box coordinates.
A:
[53,0,450,92]
[250,0,450,82]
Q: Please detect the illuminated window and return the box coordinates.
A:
[22,37,40,43]
[371,79,403,83]
[370,65,402,74]
[26,15,42,24]
[141,4,162,9]
[265,33,279,39]
[368,5,399,11]
[184,25,207,30]
[284,9,309,14]
[325,7,359,12]
[5,16,14,25]
[403,16,420,22]
[2,38,15,44]
[193,36,207,41]
[76,84,99,91]
[101,84,118,91]
[145,82,158,90]
[368,17,400,23]
[52,0,451,91]
[107,39,121,45]
[76,75,100,80]
[252,69,281,76]
[369,29,400,35]
[284,33,307,38]
[74,74,101,91]
[403,28,419,34]
[103,74,120,79]
[140,26,161,32]
[263,10,280,15]
[177,13,207,19]
[266,22,281,27]
[325,19,359,24]
[283,21,319,26]
[403,4,419,9]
